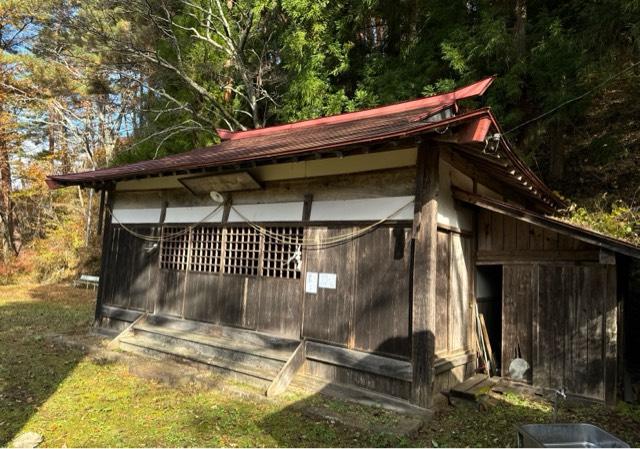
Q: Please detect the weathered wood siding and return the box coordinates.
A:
[100,224,412,355]
[102,226,159,312]
[502,263,617,402]
[302,226,412,358]
[433,229,475,396]
[477,210,599,262]
[435,230,474,356]
[479,209,618,403]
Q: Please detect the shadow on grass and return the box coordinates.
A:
[0,284,94,446]
[256,387,640,448]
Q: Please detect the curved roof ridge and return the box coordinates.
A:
[217,76,496,141]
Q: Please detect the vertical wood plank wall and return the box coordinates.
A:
[478,209,618,404]
[101,224,414,357]
[302,226,412,357]
[433,229,476,394]
[435,230,474,355]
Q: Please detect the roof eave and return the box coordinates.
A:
[46,108,495,189]
[453,187,640,259]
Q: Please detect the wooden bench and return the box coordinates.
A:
[74,274,100,289]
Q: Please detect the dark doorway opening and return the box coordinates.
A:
[623,257,640,403]
[476,265,503,374]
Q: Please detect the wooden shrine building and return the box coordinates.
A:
[47,77,640,408]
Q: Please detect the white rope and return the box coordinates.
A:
[108,204,223,242]
[108,199,414,249]
[228,200,414,248]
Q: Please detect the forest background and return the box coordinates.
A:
[1,0,639,283]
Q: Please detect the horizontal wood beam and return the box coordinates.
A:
[434,351,475,375]
[477,250,600,263]
[100,305,144,322]
[305,341,412,382]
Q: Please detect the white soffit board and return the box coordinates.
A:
[165,206,224,223]
[228,202,304,222]
[111,208,162,224]
[310,196,414,221]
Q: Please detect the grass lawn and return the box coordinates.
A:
[1,283,639,447]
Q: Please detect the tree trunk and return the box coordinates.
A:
[549,123,565,182]
[0,112,20,256]
[514,0,527,57]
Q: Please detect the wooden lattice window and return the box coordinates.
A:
[190,226,222,273]
[160,226,190,270]
[159,224,304,279]
[223,227,260,275]
[262,227,303,279]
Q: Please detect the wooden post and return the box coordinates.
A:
[94,189,114,324]
[97,189,106,236]
[411,141,439,408]
[604,263,618,406]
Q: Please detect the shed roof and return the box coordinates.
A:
[453,188,640,259]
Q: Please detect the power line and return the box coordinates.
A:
[504,61,640,135]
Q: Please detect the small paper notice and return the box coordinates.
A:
[305,272,318,294]
[318,272,337,289]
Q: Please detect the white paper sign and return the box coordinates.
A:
[305,272,318,294]
[318,272,337,289]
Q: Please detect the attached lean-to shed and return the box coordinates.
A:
[47,76,640,409]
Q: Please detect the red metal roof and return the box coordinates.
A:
[46,78,495,189]
[46,75,563,209]
[216,76,495,141]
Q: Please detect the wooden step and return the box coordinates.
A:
[134,322,293,363]
[291,374,431,417]
[449,374,497,401]
[119,334,282,386]
[144,315,299,351]
[125,328,286,374]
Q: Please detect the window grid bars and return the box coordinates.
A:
[160,226,190,271]
[159,225,303,279]
[262,227,303,279]
[190,227,223,273]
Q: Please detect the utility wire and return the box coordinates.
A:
[504,61,640,135]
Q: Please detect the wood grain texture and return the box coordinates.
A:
[411,143,439,408]
[502,264,536,382]
[604,265,618,405]
[449,234,471,353]
[535,265,567,389]
[476,209,599,262]
[266,340,306,397]
[303,359,412,399]
[101,225,159,313]
[302,227,357,346]
[435,231,450,354]
[354,226,411,357]
[255,276,303,339]
[306,340,412,382]
[156,269,186,317]
[500,262,617,402]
